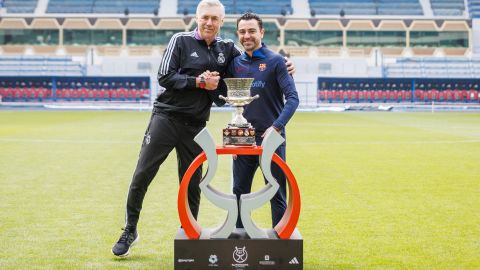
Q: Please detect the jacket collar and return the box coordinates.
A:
[194,28,217,46]
[242,43,267,61]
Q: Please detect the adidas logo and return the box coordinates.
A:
[288,257,300,264]
[190,51,199,57]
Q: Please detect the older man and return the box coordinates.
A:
[111,0,235,257]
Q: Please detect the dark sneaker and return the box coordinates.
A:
[112,227,139,257]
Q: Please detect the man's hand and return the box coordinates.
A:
[204,75,220,90]
[198,70,220,90]
[201,70,219,78]
[284,57,295,75]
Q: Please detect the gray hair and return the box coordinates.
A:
[196,0,225,18]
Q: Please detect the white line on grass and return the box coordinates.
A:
[1,137,480,145]
[290,140,480,145]
[0,138,138,144]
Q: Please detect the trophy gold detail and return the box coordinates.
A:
[219,78,259,146]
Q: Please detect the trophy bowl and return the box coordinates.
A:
[224,78,254,100]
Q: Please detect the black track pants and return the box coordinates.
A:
[124,112,205,227]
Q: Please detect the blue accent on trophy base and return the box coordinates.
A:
[174,228,303,269]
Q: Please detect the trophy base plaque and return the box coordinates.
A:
[223,127,256,146]
[174,228,303,270]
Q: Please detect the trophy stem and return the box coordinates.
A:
[237,106,243,114]
[236,106,244,122]
[230,106,250,128]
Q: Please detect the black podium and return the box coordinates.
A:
[174,228,303,270]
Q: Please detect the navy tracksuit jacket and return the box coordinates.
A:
[226,44,299,228]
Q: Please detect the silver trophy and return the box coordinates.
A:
[219,78,259,146]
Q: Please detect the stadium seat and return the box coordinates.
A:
[12,88,20,99]
[468,90,479,102]
[126,89,135,100]
[318,90,326,102]
[405,91,412,102]
[327,90,334,103]
[110,90,118,100]
[92,89,102,100]
[373,91,381,102]
[461,90,468,102]
[338,90,346,103]
[0,88,9,99]
[118,88,127,100]
[391,91,399,102]
[358,90,366,103]
[80,88,88,100]
[414,89,424,102]
[364,90,372,103]
[453,89,462,102]
[86,90,94,99]
[351,90,359,103]
[445,89,453,102]
[55,89,64,100]
[25,88,35,99]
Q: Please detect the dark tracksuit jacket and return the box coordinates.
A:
[124,30,241,227]
[226,44,299,228]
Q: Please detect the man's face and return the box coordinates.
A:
[196,5,224,42]
[237,19,264,53]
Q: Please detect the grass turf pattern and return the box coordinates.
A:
[0,111,479,269]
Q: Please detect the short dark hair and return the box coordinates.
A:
[236,12,263,30]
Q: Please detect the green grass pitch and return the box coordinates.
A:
[0,110,479,269]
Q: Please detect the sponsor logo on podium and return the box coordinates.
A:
[289,257,300,264]
[232,246,249,268]
[208,254,218,267]
[177,258,194,263]
[259,254,275,266]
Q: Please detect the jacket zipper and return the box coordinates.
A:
[207,46,213,71]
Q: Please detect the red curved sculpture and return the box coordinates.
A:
[178,146,301,240]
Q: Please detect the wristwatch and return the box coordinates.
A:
[199,76,206,89]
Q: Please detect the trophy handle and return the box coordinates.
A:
[239,95,259,105]
[219,95,228,102]
[249,94,260,102]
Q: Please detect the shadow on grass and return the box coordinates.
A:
[110,254,156,262]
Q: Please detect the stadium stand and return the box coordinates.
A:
[308,0,423,16]
[430,0,465,16]
[47,0,159,14]
[468,0,480,18]
[0,56,85,76]
[318,77,480,103]
[93,0,159,14]
[47,0,94,13]
[3,0,38,13]
[0,56,86,76]
[178,0,292,15]
[383,58,480,78]
[0,76,150,102]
